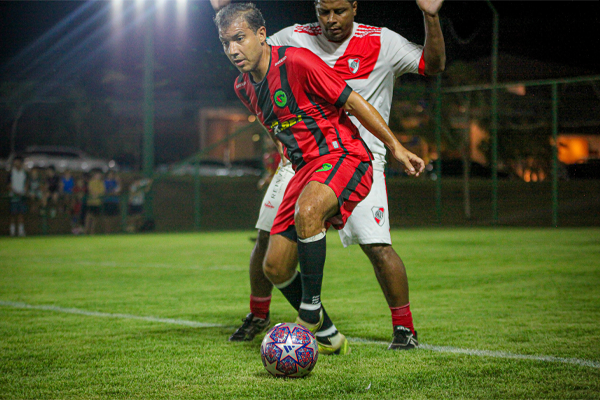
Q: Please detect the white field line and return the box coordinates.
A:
[2,300,599,369]
[0,301,224,328]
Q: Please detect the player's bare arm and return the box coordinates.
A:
[417,0,446,75]
[343,91,425,176]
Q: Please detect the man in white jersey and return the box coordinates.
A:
[7,156,28,237]
[217,0,445,353]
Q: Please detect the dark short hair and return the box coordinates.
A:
[214,3,265,33]
[314,0,356,5]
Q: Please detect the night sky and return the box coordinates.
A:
[1,1,599,81]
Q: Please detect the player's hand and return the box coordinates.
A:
[210,0,231,12]
[416,0,443,17]
[391,146,425,177]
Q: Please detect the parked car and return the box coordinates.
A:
[160,159,261,177]
[6,146,118,173]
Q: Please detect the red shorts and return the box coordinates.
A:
[271,154,373,237]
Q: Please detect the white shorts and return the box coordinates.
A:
[338,159,391,247]
[255,163,295,232]
[255,158,391,247]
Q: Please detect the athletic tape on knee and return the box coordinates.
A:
[298,231,326,244]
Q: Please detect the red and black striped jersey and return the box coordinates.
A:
[234,45,372,171]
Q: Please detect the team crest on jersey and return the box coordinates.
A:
[372,206,385,226]
[274,89,288,108]
[348,58,360,74]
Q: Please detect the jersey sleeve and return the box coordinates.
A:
[381,28,425,77]
[267,25,296,46]
[291,48,353,108]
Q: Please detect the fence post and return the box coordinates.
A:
[194,166,201,231]
[551,83,559,227]
[435,75,443,224]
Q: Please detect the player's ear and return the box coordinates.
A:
[351,0,357,16]
[257,26,267,45]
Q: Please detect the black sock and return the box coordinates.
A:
[297,232,326,324]
[275,270,302,310]
[273,244,335,333]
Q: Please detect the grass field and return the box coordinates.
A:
[1,228,599,399]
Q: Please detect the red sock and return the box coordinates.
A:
[250,295,271,320]
[390,303,415,334]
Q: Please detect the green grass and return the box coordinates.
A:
[1,229,599,399]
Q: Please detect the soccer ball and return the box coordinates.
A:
[260,322,319,378]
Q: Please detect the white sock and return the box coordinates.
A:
[18,223,25,236]
[10,223,15,236]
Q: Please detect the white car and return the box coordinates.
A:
[7,146,117,173]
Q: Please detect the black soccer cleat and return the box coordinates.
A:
[229,312,271,342]
[387,325,419,350]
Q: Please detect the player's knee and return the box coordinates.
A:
[294,205,321,239]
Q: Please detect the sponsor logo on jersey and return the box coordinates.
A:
[270,115,303,133]
[264,201,275,209]
[235,81,247,89]
[273,89,288,108]
[372,206,385,226]
[274,56,287,67]
[348,58,360,74]
[316,163,332,173]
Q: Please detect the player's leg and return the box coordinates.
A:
[360,243,418,349]
[263,232,344,354]
[339,162,418,349]
[229,164,294,342]
[293,180,339,330]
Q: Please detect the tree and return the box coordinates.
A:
[0,81,37,155]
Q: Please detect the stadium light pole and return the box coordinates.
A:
[551,83,559,227]
[142,3,155,220]
[486,0,499,225]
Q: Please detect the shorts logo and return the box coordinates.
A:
[274,89,288,108]
[348,58,360,74]
[372,206,385,226]
[316,163,332,173]
[264,201,275,209]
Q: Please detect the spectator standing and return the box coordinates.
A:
[60,170,75,214]
[44,166,60,218]
[7,157,28,237]
[85,171,105,234]
[70,176,87,234]
[27,167,44,215]
[126,178,152,233]
[103,171,122,233]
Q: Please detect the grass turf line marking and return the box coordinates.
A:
[348,337,600,369]
[2,300,599,369]
[0,301,224,328]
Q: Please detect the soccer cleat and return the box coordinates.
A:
[295,309,324,334]
[388,325,419,350]
[316,332,351,355]
[229,312,270,342]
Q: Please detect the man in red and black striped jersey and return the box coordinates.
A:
[215,3,424,350]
